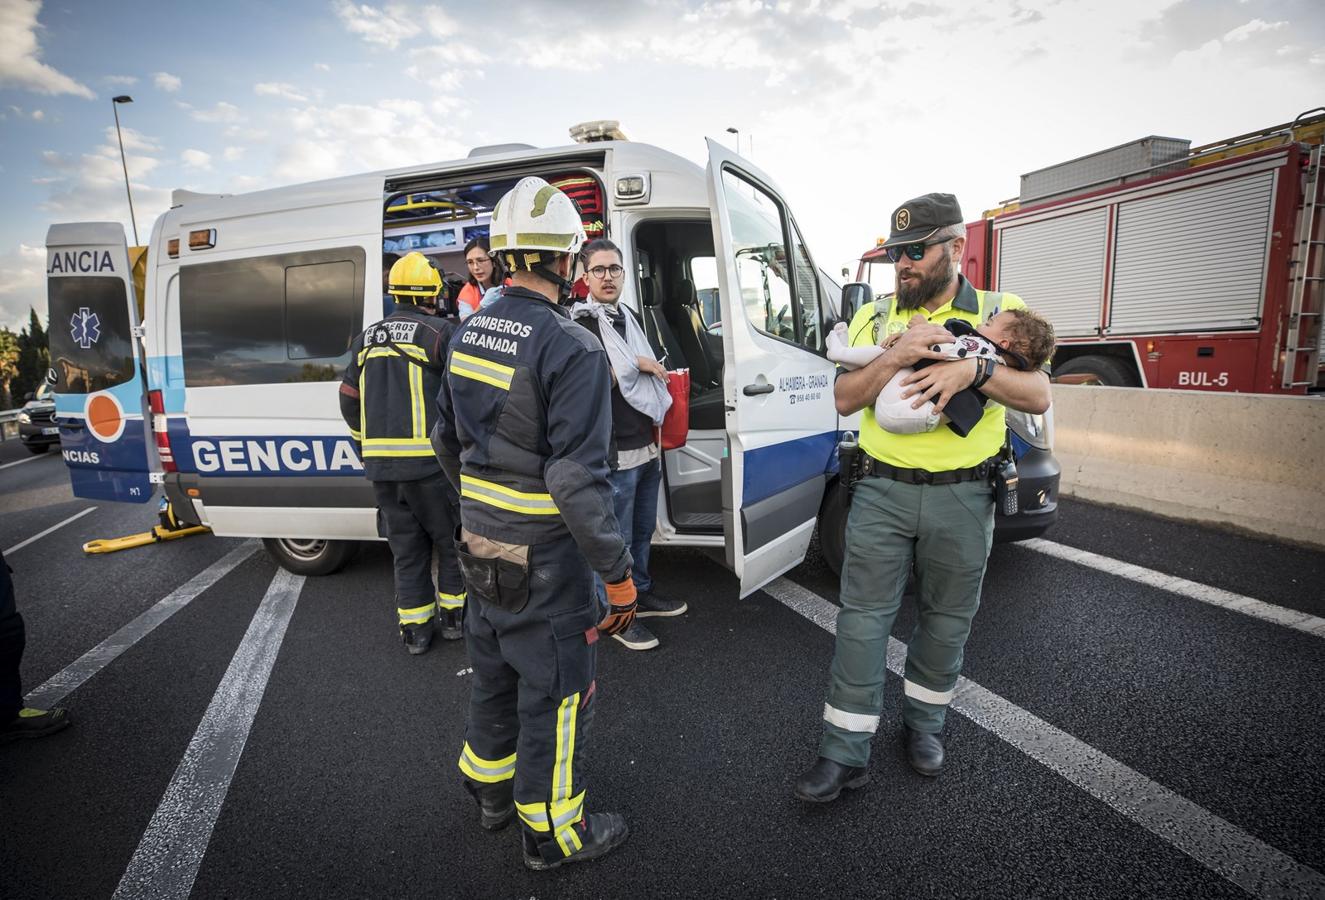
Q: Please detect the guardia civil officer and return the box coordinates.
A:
[340,251,466,655]
[794,193,1051,801]
[432,177,636,870]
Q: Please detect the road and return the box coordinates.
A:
[3,439,1324,899]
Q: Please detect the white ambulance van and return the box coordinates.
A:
[45,136,1059,596]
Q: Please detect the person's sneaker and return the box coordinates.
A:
[522,812,629,871]
[635,589,687,618]
[463,780,514,832]
[440,608,464,641]
[611,621,659,651]
[0,707,71,744]
[401,622,434,655]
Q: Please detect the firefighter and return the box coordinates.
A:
[432,177,635,870]
[340,251,466,655]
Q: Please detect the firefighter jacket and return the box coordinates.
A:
[340,303,458,482]
[432,285,631,584]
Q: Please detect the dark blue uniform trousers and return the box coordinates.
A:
[374,470,464,625]
[0,550,25,722]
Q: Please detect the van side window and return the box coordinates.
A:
[721,169,820,353]
[180,247,365,386]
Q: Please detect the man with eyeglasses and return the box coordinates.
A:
[795,192,1052,801]
[571,239,685,652]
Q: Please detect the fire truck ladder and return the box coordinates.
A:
[1283,140,1325,390]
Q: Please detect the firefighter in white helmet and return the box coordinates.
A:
[432,177,634,869]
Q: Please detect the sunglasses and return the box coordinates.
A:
[884,236,955,263]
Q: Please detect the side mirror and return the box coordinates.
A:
[841,282,872,321]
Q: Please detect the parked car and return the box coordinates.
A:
[18,383,60,454]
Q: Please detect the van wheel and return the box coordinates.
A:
[262,538,359,576]
[818,483,849,577]
[1053,355,1138,387]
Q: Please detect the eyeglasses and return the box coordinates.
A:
[884,236,955,264]
[587,264,624,279]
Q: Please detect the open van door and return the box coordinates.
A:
[705,140,840,597]
[45,223,156,503]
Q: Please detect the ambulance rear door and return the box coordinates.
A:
[705,140,840,597]
[45,223,157,503]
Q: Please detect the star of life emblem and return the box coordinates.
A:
[71,307,101,350]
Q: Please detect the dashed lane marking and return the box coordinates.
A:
[24,540,261,710]
[0,452,52,472]
[4,506,96,556]
[114,566,305,900]
[1021,538,1325,639]
[763,576,1325,900]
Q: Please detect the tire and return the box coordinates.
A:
[24,443,49,455]
[1052,354,1139,387]
[262,537,359,576]
[818,482,850,577]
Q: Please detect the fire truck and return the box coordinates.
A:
[856,109,1325,393]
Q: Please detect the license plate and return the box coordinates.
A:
[42,427,60,435]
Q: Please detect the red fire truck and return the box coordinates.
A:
[856,109,1325,393]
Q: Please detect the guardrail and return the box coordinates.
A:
[1051,384,1325,550]
[0,408,19,442]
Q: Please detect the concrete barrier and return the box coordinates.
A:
[1050,384,1325,549]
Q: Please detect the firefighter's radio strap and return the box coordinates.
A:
[455,527,530,613]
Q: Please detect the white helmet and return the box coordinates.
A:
[488,176,587,273]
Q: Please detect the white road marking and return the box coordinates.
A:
[0,452,52,472]
[113,567,305,900]
[1020,538,1325,638]
[4,506,96,556]
[763,576,1325,900]
[24,541,261,710]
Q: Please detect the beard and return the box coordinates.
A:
[895,247,954,310]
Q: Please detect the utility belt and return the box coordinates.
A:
[455,527,531,614]
[838,435,1020,515]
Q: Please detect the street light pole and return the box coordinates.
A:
[726,126,740,155]
[111,95,140,245]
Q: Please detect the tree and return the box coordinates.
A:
[12,308,50,403]
[0,329,18,409]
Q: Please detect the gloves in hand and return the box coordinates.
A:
[598,574,638,635]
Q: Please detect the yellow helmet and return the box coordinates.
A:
[387,251,442,302]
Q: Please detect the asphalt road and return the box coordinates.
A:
[3,439,1324,899]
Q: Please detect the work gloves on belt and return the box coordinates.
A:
[598,574,637,636]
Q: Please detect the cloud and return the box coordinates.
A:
[314,62,331,72]
[103,74,138,86]
[181,148,212,170]
[255,81,309,102]
[0,243,48,332]
[1223,18,1286,42]
[0,0,95,98]
[223,146,245,161]
[154,71,182,92]
[334,0,421,49]
[190,101,244,123]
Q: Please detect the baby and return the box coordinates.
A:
[828,308,1055,437]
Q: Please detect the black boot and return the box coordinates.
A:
[522,812,629,871]
[401,622,433,655]
[793,756,868,803]
[440,608,464,641]
[904,725,944,777]
[463,779,514,831]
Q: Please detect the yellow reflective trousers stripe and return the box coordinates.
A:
[457,742,516,783]
[436,590,466,610]
[397,602,435,625]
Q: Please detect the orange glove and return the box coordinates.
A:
[599,574,637,636]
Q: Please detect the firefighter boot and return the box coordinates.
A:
[401,622,434,655]
[793,756,868,803]
[463,779,514,831]
[522,813,630,871]
[441,608,464,642]
[904,725,945,777]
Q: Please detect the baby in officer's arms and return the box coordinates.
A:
[827,308,1055,436]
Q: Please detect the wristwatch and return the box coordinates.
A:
[971,357,996,391]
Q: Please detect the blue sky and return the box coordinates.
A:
[2,0,1323,331]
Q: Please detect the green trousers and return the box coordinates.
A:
[819,475,995,767]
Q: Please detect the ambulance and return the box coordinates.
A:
[44,130,1058,596]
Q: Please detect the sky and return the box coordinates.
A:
[0,0,1323,332]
